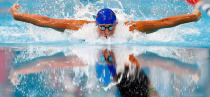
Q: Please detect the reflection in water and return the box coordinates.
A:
[96,49,153,97]
[116,65,151,97]
[0,46,209,97]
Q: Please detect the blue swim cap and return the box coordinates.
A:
[96,8,116,25]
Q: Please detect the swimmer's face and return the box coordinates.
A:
[101,49,115,64]
[97,24,116,38]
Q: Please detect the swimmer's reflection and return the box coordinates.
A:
[10,49,200,97]
[95,49,154,97]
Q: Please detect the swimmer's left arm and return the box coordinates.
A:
[125,8,201,33]
[136,52,200,76]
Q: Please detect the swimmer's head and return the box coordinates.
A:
[95,49,116,86]
[96,8,117,38]
[96,8,116,25]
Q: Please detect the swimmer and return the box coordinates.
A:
[10,4,201,39]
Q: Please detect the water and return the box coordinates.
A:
[0,0,210,97]
[0,0,210,47]
[0,45,210,97]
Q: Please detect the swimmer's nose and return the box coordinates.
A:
[104,30,110,37]
[102,32,107,39]
[104,33,109,39]
[103,32,108,39]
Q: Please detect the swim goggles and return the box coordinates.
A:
[96,55,116,86]
[99,55,113,63]
[99,25,113,31]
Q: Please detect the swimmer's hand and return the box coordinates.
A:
[192,8,201,21]
[8,70,20,86]
[10,4,21,19]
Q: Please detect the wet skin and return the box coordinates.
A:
[97,24,116,38]
[101,49,116,65]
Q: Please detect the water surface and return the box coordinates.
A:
[0,45,209,97]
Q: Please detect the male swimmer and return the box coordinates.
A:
[10,4,201,39]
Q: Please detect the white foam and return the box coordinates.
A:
[65,21,133,44]
[64,20,200,44]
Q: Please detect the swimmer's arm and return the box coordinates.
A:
[9,54,86,85]
[11,55,86,75]
[125,8,201,33]
[10,4,92,32]
[136,52,200,76]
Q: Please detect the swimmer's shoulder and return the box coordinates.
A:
[66,20,95,25]
[124,21,141,32]
[64,20,96,30]
[124,21,157,33]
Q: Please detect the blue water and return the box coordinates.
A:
[0,0,210,47]
[0,45,210,97]
[0,0,210,97]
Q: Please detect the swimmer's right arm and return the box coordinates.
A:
[10,4,92,32]
[10,55,86,75]
[9,55,86,85]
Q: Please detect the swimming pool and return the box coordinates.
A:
[0,0,210,47]
[0,45,210,97]
[0,0,210,97]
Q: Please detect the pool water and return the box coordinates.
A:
[0,45,210,97]
[0,0,210,47]
[0,0,210,97]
